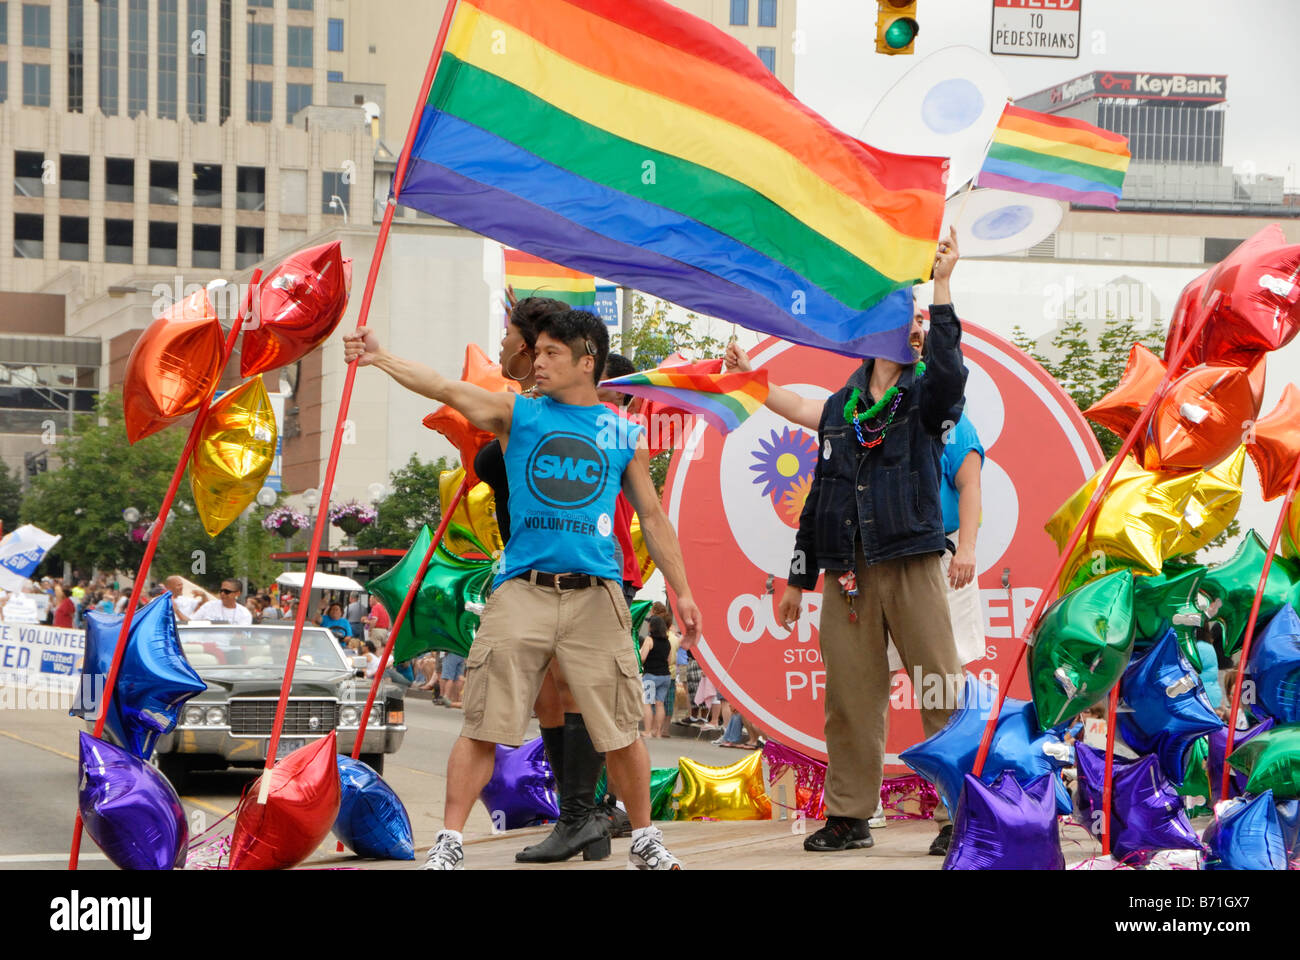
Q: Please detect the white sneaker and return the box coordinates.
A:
[419,830,464,870]
[627,826,683,870]
[868,803,887,829]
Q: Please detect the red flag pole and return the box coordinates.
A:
[257,0,461,805]
[69,272,261,869]
[971,300,1217,778]
[336,476,470,851]
[1218,452,1300,800]
[1100,682,1120,858]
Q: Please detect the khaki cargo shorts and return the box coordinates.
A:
[459,576,644,753]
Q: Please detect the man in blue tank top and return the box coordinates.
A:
[345,309,700,871]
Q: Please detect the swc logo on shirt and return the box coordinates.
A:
[526,433,609,508]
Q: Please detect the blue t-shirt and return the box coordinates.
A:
[320,615,352,637]
[940,413,984,535]
[497,395,643,587]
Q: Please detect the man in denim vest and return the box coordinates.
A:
[778,230,967,853]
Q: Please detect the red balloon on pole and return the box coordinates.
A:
[1164,269,1212,374]
[122,288,225,444]
[240,241,352,377]
[228,732,340,870]
[422,343,517,489]
[1198,225,1300,365]
[1139,361,1262,472]
[1248,383,1300,501]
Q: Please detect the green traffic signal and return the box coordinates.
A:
[884,17,918,50]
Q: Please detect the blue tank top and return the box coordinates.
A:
[497,395,643,587]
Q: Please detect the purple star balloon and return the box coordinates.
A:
[1208,717,1274,803]
[1074,743,1202,863]
[78,732,188,870]
[479,736,559,830]
[1202,789,1288,871]
[71,594,206,759]
[944,772,1064,870]
[1245,604,1300,724]
[1118,629,1224,785]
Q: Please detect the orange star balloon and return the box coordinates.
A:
[1167,446,1245,557]
[189,376,278,538]
[240,241,351,377]
[122,289,224,444]
[422,344,518,488]
[1139,361,1261,472]
[1246,383,1300,501]
[1085,343,1166,438]
[439,467,503,558]
[670,752,772,821]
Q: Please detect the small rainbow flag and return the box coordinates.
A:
[976,104,1131,210]
[601,360,768,436]
[504,248,596,307]
[398,0,948,361]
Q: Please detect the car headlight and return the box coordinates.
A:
[183,705,204,726]
[340,705,359,726]
[204,705,227,726]
[368,705,383,726]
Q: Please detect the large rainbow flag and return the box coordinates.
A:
[976,104,1131,210]
[398,0,949,362]
[601,360,768,436]
[504,248,596,307]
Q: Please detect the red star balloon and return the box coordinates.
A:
[1247,383,1300,501]
[1198,225,1300,366]
[228,732,340,870]
[1165,269,1213,375]
[422,344,518,488]
[1140,360,1262,472]
[240,241,352,377]
[1085,343,1166,438]
[122,288,224,444]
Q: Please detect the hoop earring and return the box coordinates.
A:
[504,351,534,382]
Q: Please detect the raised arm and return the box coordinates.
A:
[344,327,514,436]
[620,444,701,648]
[723,342,822,431]
[920,228,967,433]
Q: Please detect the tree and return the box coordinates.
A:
[612,294,732,494]
[355,454,453,551]
[0,465,21,534]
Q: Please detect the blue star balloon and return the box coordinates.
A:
[78,732,188,870]
[1117,629,1224,785]
[1276,797,1300,864]
[479,736,559,830]
[900,673,1073,816]
[333,755,415,860]
[1074,743,1202,863]
[944,773,1064,871]
[1245,604,1300,724]
[1202,789,1288,870]
[70,594,206,760]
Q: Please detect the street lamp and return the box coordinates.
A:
[329,195,348,224]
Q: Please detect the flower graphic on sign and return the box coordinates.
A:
[749,427,818,529]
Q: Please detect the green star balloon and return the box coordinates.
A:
[1029,569,1136,731]
[1229,724,1300,799]
[1198,531,1300,656]
[1177,735,1212,815]
[1133,565,1205,644]
[595,766,679,820]
[367,524,496,662]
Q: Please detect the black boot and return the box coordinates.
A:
[516,714,611,862]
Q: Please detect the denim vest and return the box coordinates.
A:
[788,305,967,588]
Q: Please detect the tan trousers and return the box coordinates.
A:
[819,548,964,820]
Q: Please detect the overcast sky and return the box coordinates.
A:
[793,0,1300,188]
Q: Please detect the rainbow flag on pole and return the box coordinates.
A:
[601,362,768,436]
[398,0,949,361]
[976,104,1131,209]
[504,248,596,307]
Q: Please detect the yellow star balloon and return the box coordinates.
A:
[439,467,503,557]
[190,376,277,537]
[1046,456,1192,589]
[629,512,657,583]
[1167,446,1245,558]
[671,751,772,821]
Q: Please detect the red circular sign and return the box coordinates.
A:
[665,324,1104,763]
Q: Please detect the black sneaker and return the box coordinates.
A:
[929,824,953,856]
[803,816,873,852]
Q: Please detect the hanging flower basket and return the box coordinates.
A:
[329,501,377,538]
[263,506,310,540]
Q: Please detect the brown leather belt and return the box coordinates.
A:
[522,570,598,591]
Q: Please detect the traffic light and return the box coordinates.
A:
[876,1,919,55]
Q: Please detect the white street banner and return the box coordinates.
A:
[0,621,89,706]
